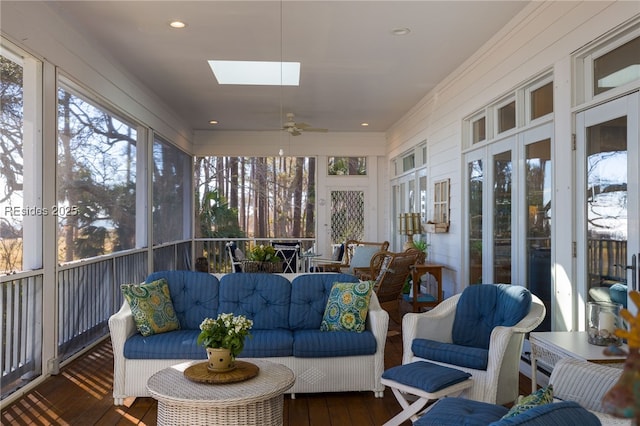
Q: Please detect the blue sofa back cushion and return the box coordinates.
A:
[452,284,531,349]
[411,339,489,370]
[489,401,601,426]
[237,329,293,357]
[146,271,219,330]
[219,273,291,329]
[292,329,377,357]
[289,273,359,330]
[124,330,205,359]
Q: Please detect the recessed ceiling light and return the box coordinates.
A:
[361,122,369,127]
[208,120,218,125]
[208,60,300,86]
[169,20,187,29]
[391,27,411,36]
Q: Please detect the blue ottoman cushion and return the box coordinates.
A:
[414,397,508,426]
[411,339,489,370]
[382,361,471,393]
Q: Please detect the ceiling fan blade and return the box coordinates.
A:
[295,122,312,129]
[304,127,328,133]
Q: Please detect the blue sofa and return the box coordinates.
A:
[109,271,389,404]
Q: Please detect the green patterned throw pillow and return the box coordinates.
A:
[121,279,180,337]
[501,385,554,419]
[320,281,373,332]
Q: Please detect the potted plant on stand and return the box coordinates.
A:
[198,313,253,372]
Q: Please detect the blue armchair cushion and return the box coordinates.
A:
[414,397,508,426]
[382,361,471,393]
[292,329,377,357]
[146,271,219,330]
[609,283,628,308]
[414,399,599,426]
[289,273,359,330]
[411,338,489,370]
[490,401,601,426]
[219,273,291,329]
[452,284,531,349]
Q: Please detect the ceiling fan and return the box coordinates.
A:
[282,112,328,136]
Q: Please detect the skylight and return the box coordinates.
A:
[208,60,300,86]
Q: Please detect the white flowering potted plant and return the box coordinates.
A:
[198,313,253,372]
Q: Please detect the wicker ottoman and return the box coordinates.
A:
[147,359,295,426]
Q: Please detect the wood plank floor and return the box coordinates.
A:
[1,322,532,426]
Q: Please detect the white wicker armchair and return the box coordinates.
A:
[550,358,631,425]
[402,288,546,405]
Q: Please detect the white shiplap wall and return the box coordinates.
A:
[384,1,639,328]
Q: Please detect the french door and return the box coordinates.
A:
[576,93,640,319]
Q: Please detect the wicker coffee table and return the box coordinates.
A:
[147,359,295,426]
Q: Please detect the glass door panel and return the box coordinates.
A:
[577,93,639,321]
[493,151,512,283]
[525,139,552,331]
[468,159,483,284]
[586,117,627,296]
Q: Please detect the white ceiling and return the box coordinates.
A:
[44,1,529,133]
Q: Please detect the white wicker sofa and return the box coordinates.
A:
[108,270,389,405]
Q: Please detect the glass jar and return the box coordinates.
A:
[587,301,623,346]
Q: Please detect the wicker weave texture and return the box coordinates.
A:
[157,396,284,426]
[148,360,294,426]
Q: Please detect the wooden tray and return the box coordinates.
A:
[183,360,259,384]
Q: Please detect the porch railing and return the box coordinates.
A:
[1,237,317,400]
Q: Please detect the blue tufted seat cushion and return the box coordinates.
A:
[292,329,377,357]
[412,284,531,370]
[219,273,292,329]
[237,329,294,357]
[411,339,488,370]
[489,401,600,425]
[289,273,359,330]
[413,397,508,426]
[124,329,204,359]
[146,271,219,330]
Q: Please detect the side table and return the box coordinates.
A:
[529,331,627,392]
[405,263,445,312]
[147,359,295,426]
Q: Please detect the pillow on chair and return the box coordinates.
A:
[348,246,380,273]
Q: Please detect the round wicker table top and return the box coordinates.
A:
[147,359,295,408]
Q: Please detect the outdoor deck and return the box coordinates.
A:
[1,323,532,426]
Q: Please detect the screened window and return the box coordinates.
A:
[328,156,366,175]
[57,86,137,262]
[594,36,640,96]
[530,82,553,120]
[195,156,316,239]
[1,53,25,273]
[153,137,191,245]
